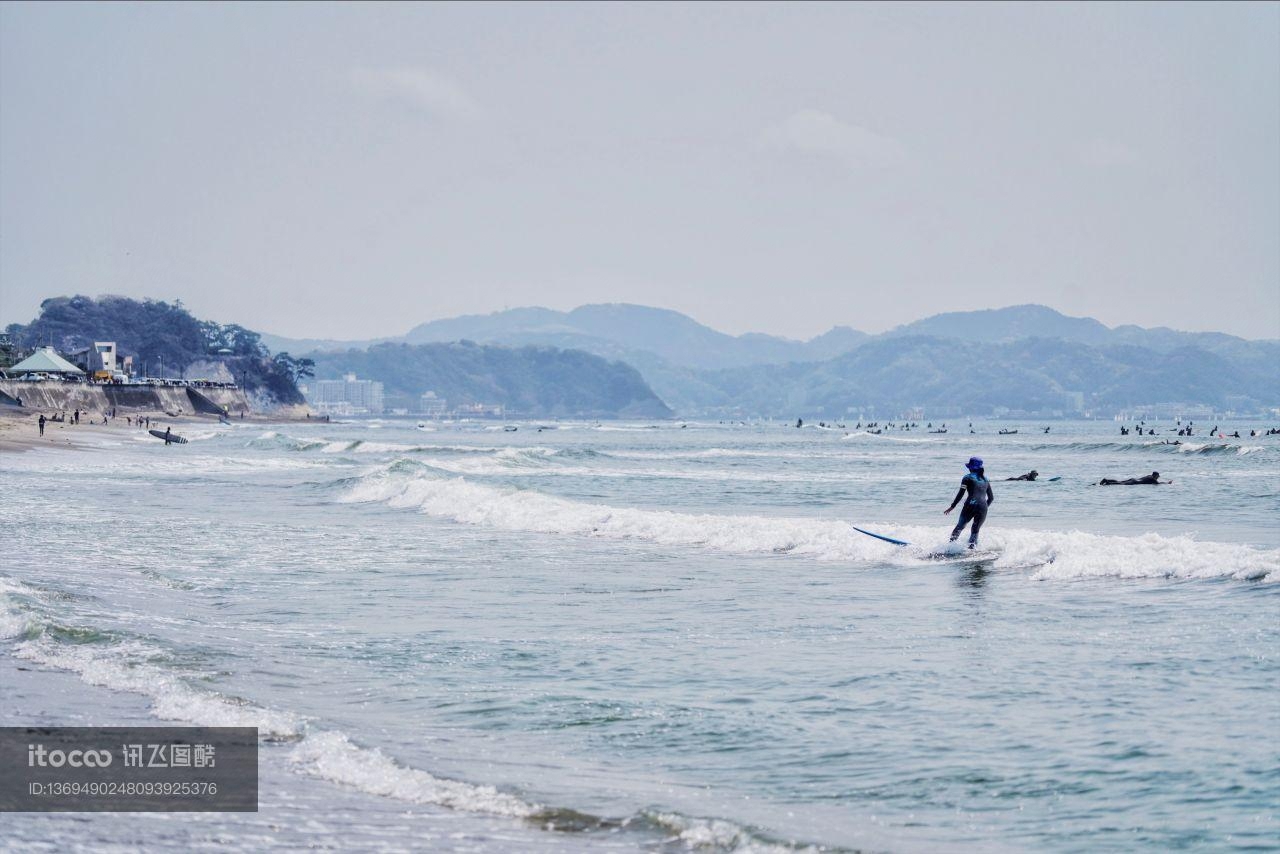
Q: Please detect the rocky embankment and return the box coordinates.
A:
[0,380,249,416]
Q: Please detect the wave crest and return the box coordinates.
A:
[339,466,1278,582]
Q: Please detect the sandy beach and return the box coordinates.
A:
[0,407,293,453]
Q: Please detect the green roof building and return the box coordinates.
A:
[6,347,85,376]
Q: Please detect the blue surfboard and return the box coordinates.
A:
[853,525,999,562]
[851,525,910,546]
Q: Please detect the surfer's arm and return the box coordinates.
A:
[944,486,965,513]
[986,483,994,505]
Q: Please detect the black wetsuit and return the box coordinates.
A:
[1099,474,1160,486]
[949,472,994,547]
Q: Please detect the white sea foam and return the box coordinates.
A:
[4,585,542,821]
[1008,530,1279,582]
[647,811,818,853]
[841,431,934,443]
[341,467,1279,581]
[0,578,38,639]
[414,454,897,483]
[14,636,303,738]
[289,731,539,818]
[180,429,224,442]
[608,447,773,459]
[1029,439,1274,457]
[343,466,883,559]
[0,608,29,639]
[1176,442,1266,456]
[606,447,893,462]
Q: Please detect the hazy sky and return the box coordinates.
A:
[2,2,1277,340]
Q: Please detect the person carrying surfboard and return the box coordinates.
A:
[944,456,994,548]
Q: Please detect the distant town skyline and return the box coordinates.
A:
[2,2,1277,341]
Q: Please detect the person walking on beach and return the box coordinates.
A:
[38,414,46,436]
[944,456,994,549]
[163,426,172,446]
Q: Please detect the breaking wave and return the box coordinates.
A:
[841,431,935,443]
[289,731,538,818]
[2,578,537,821]
[3,581,304,739]
[245,430,330,452]
[2,578,823,850]
[1032,440,1267,456]
[339,465,1278,582]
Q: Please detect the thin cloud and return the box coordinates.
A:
[349,67,482,121]
[760,109,906,168]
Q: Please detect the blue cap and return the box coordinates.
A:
[966,456,983,470]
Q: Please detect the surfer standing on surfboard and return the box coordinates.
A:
[944,456,994,549]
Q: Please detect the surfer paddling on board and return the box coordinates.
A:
[1005,470,1038,481]
[944,457,994,549]
[1097,471,1167,486]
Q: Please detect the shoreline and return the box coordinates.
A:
[0,407,305,453]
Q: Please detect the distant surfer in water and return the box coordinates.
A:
[1097,471,1164,486]
[1005,470,1038,481]
[944,456,994,549]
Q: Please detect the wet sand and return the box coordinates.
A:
[0,408,294,453]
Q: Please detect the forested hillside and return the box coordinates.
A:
[307,341,671,418]
[6,295,306,404]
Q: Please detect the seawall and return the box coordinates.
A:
[0,381,250,416]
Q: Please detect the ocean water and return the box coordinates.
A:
[2,418,1277,852]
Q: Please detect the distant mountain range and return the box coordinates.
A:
[264,304,867,370]
[701,335,1275,418]
[307,341,670,419]
[271,304,1279,417]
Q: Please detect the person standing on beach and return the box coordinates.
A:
[38,414,45,436]
[944,456,994,548]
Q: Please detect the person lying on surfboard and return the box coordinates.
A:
[1097,471,1166,485]
[1005,470,1038,481]
[944,456,994,549]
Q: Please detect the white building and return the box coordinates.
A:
[310,373,384,414]
[69,342,127,377]
[419,391,448,416]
